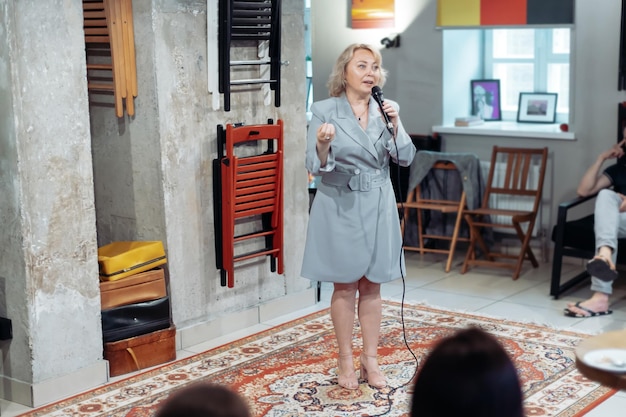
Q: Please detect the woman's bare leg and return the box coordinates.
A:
[357,277,386,388]
[330,281,359,389]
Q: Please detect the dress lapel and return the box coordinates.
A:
[333,95,378,160]
[366,96,388,146]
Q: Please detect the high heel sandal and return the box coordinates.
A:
[360,353,387,389]
[337,353,359,390]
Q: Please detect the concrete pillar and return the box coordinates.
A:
[0,0,106,407]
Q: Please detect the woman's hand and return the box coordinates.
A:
[317,123,335,145]
[316,123,335,167]
[380,101,399,133]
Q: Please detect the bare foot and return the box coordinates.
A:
[359,353,387,389]
[565,292,610,317]
[337,354,358,390]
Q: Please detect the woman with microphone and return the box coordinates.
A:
[301,43,416,390]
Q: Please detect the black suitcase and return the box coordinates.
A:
[101,296,171,343]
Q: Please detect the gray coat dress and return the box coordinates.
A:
[301,94,416,284]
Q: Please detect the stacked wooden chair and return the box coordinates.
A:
[213,120,284,288]
[82,0,137,118]
[218,0,281,111]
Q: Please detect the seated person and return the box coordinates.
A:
[410,327,523,417]
[564,137,626,318]
[155,382,250,417]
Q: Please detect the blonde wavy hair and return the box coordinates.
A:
[327,43,387,97]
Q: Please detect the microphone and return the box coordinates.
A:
[371,86,394,135]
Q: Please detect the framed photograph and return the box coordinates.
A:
[470,79,501,121]
[517,93,558,123]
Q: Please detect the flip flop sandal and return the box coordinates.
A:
[586,256,618,282]
[564,301,613,318]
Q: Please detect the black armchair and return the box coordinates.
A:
[550,193,626,298]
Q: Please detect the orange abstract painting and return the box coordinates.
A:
[351,0,395,29]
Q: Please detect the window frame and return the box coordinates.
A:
[483,28,570,122]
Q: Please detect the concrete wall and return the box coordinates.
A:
[311,0,626,237]
[87,0,312,345]
[0,0,311,408]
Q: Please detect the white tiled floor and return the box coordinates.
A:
[3,252,626,416]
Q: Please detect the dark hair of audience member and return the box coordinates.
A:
[154,382,251,417]
[410,327,523,417]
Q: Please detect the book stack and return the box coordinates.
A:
[455,116,484,127]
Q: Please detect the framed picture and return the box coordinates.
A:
[517,93,558,123]
[351,0,395,29]
[470,79,501,121]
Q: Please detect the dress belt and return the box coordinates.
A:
[321,168,389,192]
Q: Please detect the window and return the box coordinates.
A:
[485,28,570,121]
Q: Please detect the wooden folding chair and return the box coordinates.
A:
[399,159,470,272]
[83,0,137,117]
[216,120,284,288]
[461,146,549,280]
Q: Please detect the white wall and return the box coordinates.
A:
[311,0,439,133]
[311,0,626,240]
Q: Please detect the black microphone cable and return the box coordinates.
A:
[368,124,419,417]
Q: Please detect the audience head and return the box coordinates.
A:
[327,43,388,97]
[411,327,523,417]
[155,382,251,417]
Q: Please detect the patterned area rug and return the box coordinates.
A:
[18,301,615,417]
